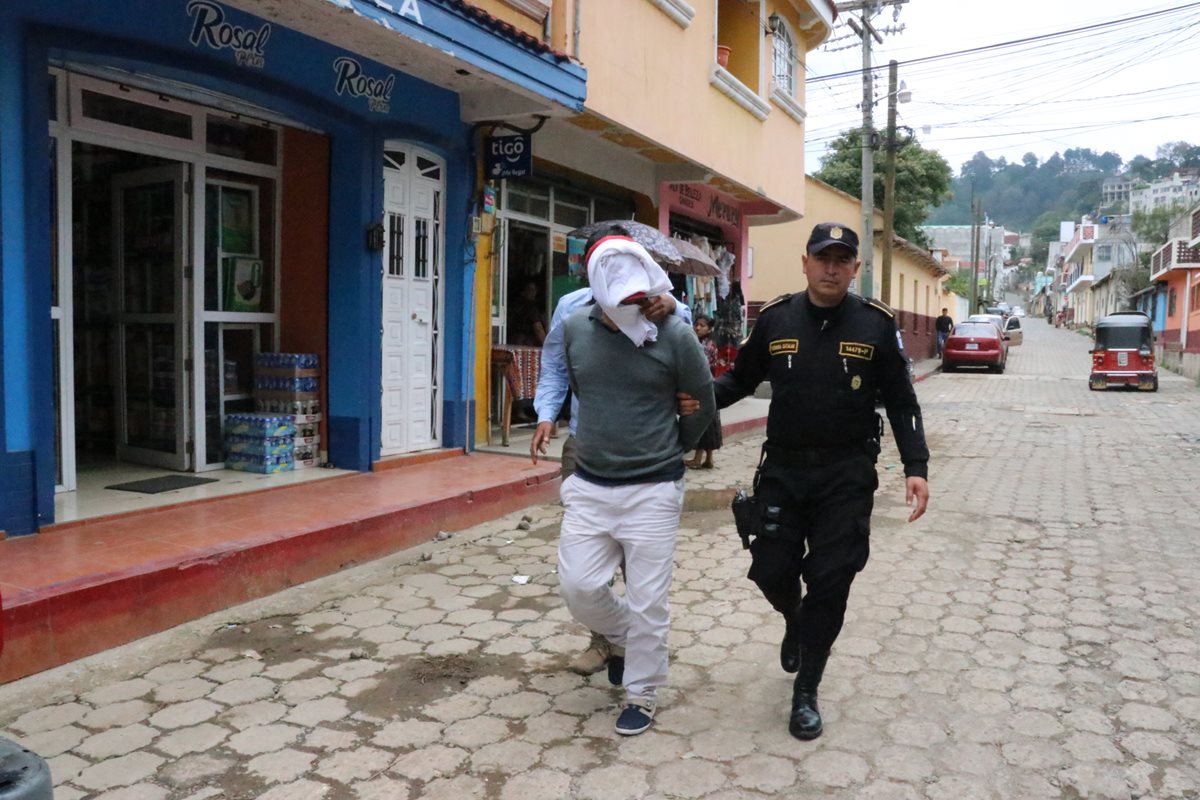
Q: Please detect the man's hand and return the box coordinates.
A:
[644,293,677,322]
[530,421,555,464]
[905,476,929,522]
[676,392,699,416]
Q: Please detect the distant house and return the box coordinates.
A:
[1147,202,1200,379]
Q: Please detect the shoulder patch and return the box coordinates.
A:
[758,293,793,315]
[861,296,895,318]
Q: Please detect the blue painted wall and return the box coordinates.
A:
[0,0,583,533]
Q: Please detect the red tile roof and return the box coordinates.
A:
[440,0,575,62]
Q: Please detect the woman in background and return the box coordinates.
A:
[686,315,722,469]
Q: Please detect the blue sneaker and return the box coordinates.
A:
[614,702,655,736]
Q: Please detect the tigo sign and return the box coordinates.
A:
[486,134,532,179]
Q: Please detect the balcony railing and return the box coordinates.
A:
[1063,224,1096,263]
[1150,238,1200,279]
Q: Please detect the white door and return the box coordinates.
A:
[380,145,445,456]
[113,165,192,471]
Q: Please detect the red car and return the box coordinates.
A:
[942,321,1009,373]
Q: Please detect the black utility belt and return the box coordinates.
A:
[764,441,878,467]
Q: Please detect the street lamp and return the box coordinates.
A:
[879,60,912,306]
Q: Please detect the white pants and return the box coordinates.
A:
[557,474,685,704]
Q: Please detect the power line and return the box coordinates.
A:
[807,1,1200,82]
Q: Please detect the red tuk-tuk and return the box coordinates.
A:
[1089,312,1157,391]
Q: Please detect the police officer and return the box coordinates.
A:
[715,222,930,741]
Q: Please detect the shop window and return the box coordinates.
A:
[553,187,589,229]
[772,25,795,96]
[207,116,277,165]
[80,89,193,140]
[204,172,275,314]
[506,183,550,218]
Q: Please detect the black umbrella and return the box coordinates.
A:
[568,220,683,269]
[668,237,722,277]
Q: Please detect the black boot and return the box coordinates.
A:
[788,649,830,740]
[779,608,801,673]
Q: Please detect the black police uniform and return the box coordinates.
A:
[716,288,928,652]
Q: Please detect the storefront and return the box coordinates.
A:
[660,182,750,374]
[0,0,585,534]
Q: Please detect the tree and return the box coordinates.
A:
[942,267,973,299]
[1030,209,1069,267]
[1156,141,1200,168]
[1132,203,1187,247]
[815,129,953,248]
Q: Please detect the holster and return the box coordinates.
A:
[730,445,768,549]
[731,489,760,550]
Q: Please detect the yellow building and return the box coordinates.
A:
[472,0,836,444]
[748,177,953,358]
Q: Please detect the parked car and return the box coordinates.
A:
[1011,306,1026,317]
[1089,311,1157,391]
[967,313,1006,335]
[1003,315,1023,346]
[942,321,1008,373]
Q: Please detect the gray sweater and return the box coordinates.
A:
[563,305,716,483]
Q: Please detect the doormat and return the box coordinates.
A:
[105,476,220,494]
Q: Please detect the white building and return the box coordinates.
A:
[1130,171,1200,215]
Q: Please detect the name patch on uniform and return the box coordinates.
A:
[769,339,799,356]
[839,341,874,361]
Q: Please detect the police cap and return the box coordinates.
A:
[806,222,859,256]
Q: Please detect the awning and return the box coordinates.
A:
[225,0,587,121]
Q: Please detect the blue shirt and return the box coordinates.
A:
[534,288,692,434]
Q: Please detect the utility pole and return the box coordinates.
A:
[969,198,981,314]
[880,60,898,306]
[837,0,909,299]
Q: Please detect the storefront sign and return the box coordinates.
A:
[667,183,742,228]
[395,0,425,24]
[333,57,396,114]
[186,0,271,68]
[486,134,532,179]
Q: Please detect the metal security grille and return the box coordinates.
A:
[388,213,404,277]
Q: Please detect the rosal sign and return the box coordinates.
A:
[333,57,396,114]
[186,0,271,68]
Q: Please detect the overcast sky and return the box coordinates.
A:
[803,0,1200,175]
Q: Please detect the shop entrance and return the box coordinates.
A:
[49,69,306,515]
[70,148,193,474]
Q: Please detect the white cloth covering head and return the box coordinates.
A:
[586,236,673,347]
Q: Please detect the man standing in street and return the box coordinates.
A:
[935,307,955,358]
[715,222,930,741]
[549,233,714,736]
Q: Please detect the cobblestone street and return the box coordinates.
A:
[2,319,1199,800]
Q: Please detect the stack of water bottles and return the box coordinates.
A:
[253,352,322,469]
[224,413,296,473]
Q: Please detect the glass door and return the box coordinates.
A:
[503,220,552,347]
[113,165,191,470]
